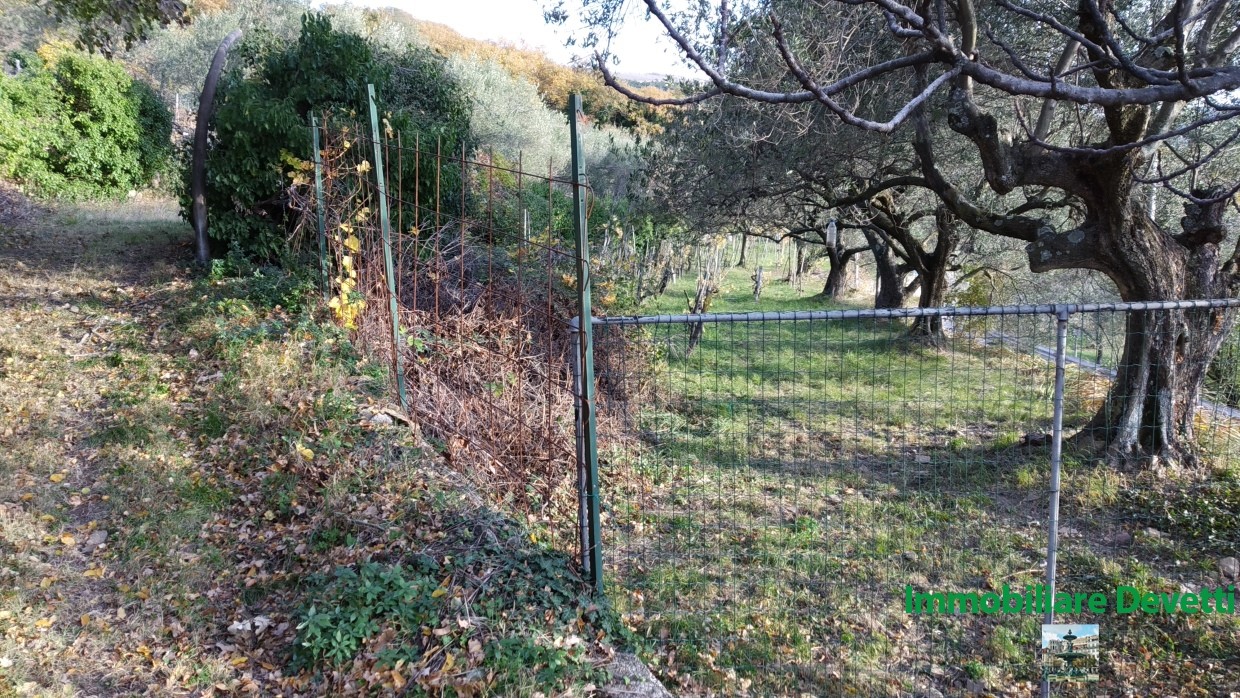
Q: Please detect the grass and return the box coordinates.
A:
[598,260,1240,695]
[4,203,1237,696]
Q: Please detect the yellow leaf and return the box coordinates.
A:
[80,614,90,626]
[60,534,76,546]
[230,656,248,667]
[391,670,406,689]
[83,567,104,579]
[49,473,65,483]
[343,235,361,253]
[296,444,314,461]
[431,587,447,598]
[441,652,455,672]
[34,618,52,629]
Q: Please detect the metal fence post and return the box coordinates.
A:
[367,84,408,413]
[569,94,603,595]
[311,115,329,301]
[1041,304,1070,698]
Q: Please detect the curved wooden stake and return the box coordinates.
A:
[192,29,242,266]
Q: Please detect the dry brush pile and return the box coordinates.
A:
[292,124,653,550]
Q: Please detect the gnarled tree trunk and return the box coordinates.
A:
[864,227,910,309]
[908,208,961,344]
[1028,163,1238,466]
[821,245,862,298]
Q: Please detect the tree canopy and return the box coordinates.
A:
[552,0,1240,465]
[44,0,189,54]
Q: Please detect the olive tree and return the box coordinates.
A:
[552,0,1240,465]
[639,44,972,335]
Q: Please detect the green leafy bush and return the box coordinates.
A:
[194,13,470,259]
[0,46,172,199]
[291,508,620,692]
[294,561,441,668]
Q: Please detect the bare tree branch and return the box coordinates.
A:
[1034,40,1082,140]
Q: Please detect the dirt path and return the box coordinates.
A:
[0,200,621,698]
[0,200,199,696]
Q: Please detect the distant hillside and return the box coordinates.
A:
[373,10,676,134]
[614,71,684,90]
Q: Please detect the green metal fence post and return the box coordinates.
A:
[367,84,408,413]
[311,115,329,301]
[569,94,603,595]
[1040,304,1070,698]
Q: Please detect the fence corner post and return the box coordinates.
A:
[569,94,603,596]
[1041,303,1071,698]
[311,114,329,301]
[367,84,408,414]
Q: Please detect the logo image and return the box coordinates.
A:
[1041,624,1099,682]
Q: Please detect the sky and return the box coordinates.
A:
[1041,624,1098,646]
[354,0,697,78]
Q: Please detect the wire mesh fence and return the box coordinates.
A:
[294,86,1240,697]
[593,302,1240,696]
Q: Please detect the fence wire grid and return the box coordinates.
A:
[593,302,1240,696]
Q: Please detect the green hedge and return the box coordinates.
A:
[0,47,172,199]
[193,14,471,259]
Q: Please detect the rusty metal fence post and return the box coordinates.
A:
[568,94,603,595]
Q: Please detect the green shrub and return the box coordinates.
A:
[0,46,172,198]
[193,13,470,260]
[293,561,441,669]
[291,509,620,692]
